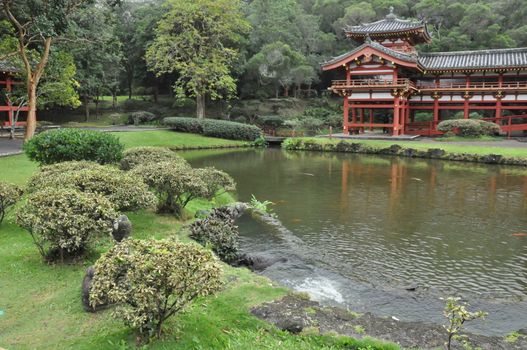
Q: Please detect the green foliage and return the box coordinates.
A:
[89,238,222,340]
[28,161,156,211]
[303,107,342,128]
[163,117,262,141]
[131,160,235,216]
[257,115,285,129]
[23,128,124,165]
[437,119,500,137]
[16,188,118,262]
[146,0,250,117]
[0,182,23,225]
[120,147,186,170]
[443,297,487,350]
[128,111,157,125]
[189,207,239,263]
[250,195,275,215]
[504,331,522,344]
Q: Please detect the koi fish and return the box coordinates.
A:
[301,173,315,176]
[512,233,527,237]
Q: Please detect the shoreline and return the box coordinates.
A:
[282,137,527,166]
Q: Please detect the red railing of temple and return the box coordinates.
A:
[331,79,416,89]
[418,81,527,90]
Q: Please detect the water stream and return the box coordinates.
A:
[184,148,527,335]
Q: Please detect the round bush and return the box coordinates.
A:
[0,182,23,224]
[189,207,239,263]
[131,161,235,216]
[128,111,157,125]
[23,128,124,165]
[16,188,118,261]
[162,117,203,134]
[28,161,156,211]
[437,119,483,137]
[120,147,187,170]
[89,238,222,339]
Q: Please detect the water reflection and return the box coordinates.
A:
[184,149,527,333]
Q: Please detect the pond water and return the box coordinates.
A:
[184,148,527,335]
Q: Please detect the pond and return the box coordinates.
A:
[184,148,527,335]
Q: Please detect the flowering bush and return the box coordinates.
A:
[89,238,222,339]
[16,188,118,262]
[28,161,156,211]
[131,161,235,216]
[0,182,23,224]
[120,147,187,170]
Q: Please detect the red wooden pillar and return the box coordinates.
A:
[369,109,373,131]
[495,73,503,123]
[359,108,364,133]
[343,96,349,135]
[351,103,356,134]
[346,66,351,85]
[464,75,470,119]
[393,95,400,136]
[6,76,13,126]
[433,97,439,129]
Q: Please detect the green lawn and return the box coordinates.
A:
[116,130,248,149]
[0,132,399,350]
[303,137,527,158]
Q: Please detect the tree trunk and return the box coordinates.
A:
[84,95,90,122]
[196,94,205,119]
[94,95,99,118]
[284,86,289,97]
[153,79,159,103]
[112,92,117,109]
[24,84,37,141]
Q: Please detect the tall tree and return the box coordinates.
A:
[0,0,90,140]
[146,0,250,118]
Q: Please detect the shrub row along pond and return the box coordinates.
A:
[163,117,262,141]
[283,138,527,166]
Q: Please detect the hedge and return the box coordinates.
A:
[437,119,501,137]
[163,117,262,141]
[23,128,124,165]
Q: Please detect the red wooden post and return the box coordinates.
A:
[495,73,503,124]
[6,76,13,126]
[359,108,364,133]
[369,109,373,131]
[464,74,470,119]
[343,96,349,135]
[393,95,400,136]
[433,96,439,129]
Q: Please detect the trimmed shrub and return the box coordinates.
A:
[23,128,124,165]
[0,182,23,224]
[437,119,483,136]
[201,119,261,141]
[131,161,235,216]
[120,147,187,170]
[16,188,118,262]
[163,117,262,141]
[438,119,500,137]
[189,207,239,263]
[257,115,284,129]
[121,99,153,112]
[162,117,202,134]
[89,238,222,339]
[28,161,156,211]
[128,111,157,125]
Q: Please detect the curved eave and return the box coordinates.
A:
[345,28,432,44]
[322,45,421,72]
[424,66,527,74]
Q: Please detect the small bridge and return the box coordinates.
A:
[482,114,527,138]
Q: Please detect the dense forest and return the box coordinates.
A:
[1,0,527,127]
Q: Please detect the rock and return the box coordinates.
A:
[480,154,502,164]
[194,209,210,218]
[400,148,418,157]
[112,215,132,242]
[82,266,109,313]
[427,148,446,158]
[518,328,527,335]
[404,283,419,291]
[381,144,402,155]
[236,253,287,271]
[276,319,305,334]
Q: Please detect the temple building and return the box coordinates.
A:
[322,7,527,136]
[0,62,29,130]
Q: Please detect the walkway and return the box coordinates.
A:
[0,138,23,157]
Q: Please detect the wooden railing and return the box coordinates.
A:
[331,78,416,89]
[418,81,527,91]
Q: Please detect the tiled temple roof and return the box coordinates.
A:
[323,40,417,67]
[0,60,19,73]
[345,7,430,43]
[419,48,527,71]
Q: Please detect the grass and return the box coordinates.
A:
[299,137,527,158]
[434,135,501,142]
[115,130,248,149]
[0,133,400,350]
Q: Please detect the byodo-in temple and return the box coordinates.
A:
[323,7,527,136]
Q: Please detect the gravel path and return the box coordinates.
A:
[0,138,23,157]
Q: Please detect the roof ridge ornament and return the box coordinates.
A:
[386,6,397,20]
[365,34,372,44]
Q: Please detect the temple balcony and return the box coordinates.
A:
[417,81,527,92]
[329,78,417,95]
